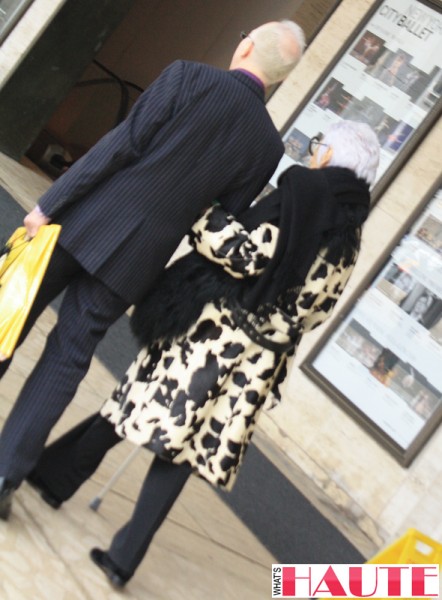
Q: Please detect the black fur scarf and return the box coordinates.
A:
[130,250,252,347]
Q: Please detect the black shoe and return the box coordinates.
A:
[25,471,63,509]
[0,477,15,521]
[90,548,131,588]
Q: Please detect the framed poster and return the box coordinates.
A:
[269,0,442,204]
[303,177,442,466]
[0,0,34,45]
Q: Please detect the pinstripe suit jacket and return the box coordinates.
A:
[38,60,284,303]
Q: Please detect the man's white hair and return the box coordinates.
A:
[317,120,380,185]
[252,20,305,85]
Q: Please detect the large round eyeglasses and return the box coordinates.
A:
[308,133,328,156]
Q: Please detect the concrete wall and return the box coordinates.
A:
[0,0,66,88]
[262,0,442,558]
[0,0,138,160]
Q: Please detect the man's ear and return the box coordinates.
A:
[319,146,333,167]
[240,38,254,58]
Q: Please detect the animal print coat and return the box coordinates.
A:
[101,206,357,490]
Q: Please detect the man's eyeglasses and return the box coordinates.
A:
[240,31,254,44]
[308,133,328,156]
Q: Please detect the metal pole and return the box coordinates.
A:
[89,445,142,511]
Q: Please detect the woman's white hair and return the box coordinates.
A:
[252,20,305,85]
[317,120,380,185]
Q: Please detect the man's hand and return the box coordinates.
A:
[23,206,51,238]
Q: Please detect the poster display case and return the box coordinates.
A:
[303,179,442,465]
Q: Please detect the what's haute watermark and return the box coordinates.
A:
[272,564,440,598]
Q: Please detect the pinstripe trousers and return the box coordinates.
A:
[0,244,129,486]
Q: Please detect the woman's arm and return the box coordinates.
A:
[189,205,278,278]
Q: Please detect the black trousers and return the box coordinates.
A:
[0,245,130,485]
[32,412,192,577]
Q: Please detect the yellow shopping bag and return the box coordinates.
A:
[0,224,61,360]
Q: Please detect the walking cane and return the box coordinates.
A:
[89,445,142,511]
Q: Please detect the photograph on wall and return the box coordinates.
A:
[269,0,442,200]
[304,185,442,464]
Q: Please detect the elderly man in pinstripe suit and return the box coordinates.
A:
[0,20,305,519]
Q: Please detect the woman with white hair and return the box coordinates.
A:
[28,119,380,588]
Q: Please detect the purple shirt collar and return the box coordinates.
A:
[235,68,265,90]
